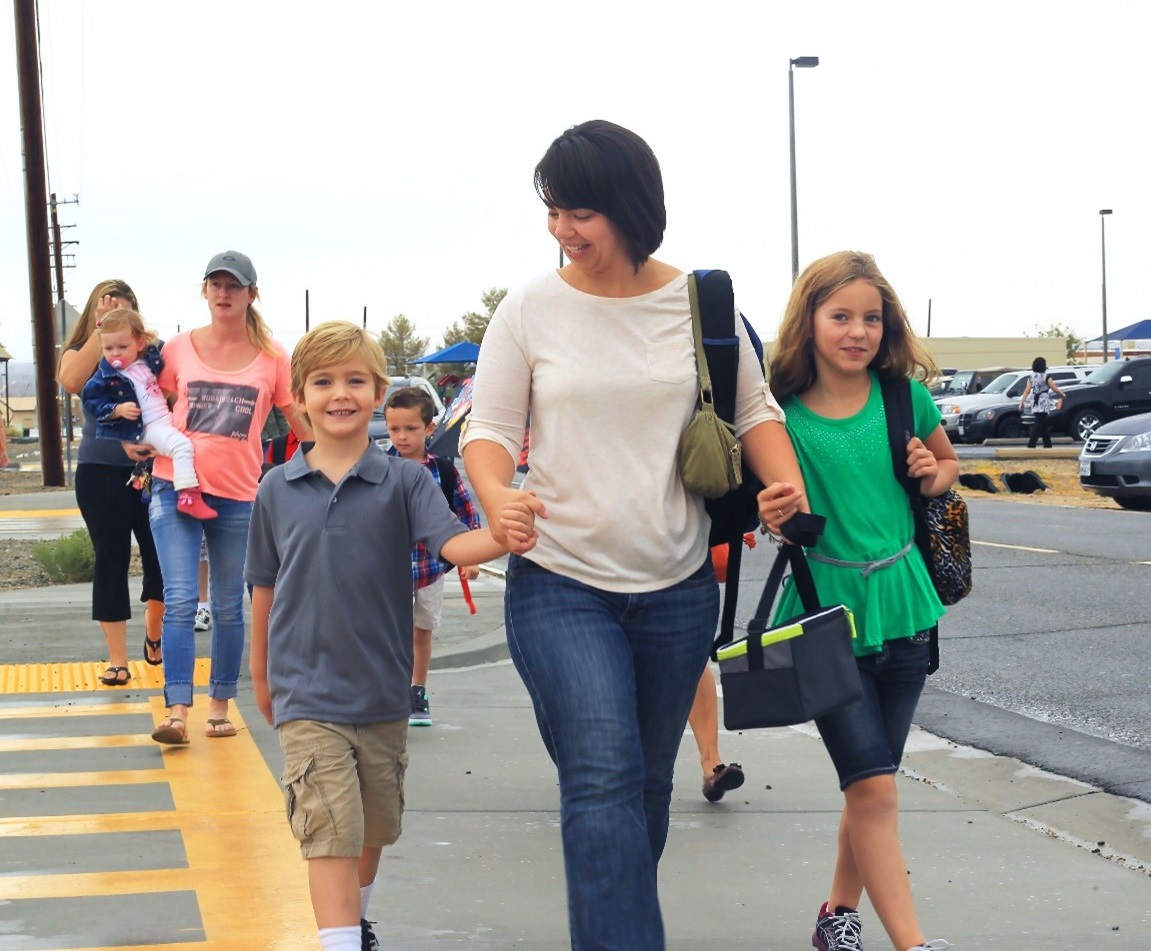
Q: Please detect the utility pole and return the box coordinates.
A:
[49,193,78,302]
[14,0,64,486]
[51,193,79,477]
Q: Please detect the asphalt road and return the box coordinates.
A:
[721,496,1151,801]
[919,498,1151,799]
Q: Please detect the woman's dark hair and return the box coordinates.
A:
[1031,356,1048,373]
[534,120,666,270]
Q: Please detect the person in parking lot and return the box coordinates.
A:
[1019,357,1066,449]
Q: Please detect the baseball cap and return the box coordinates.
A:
[203,250,257,287]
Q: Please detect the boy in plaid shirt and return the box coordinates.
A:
[385,386,481,726]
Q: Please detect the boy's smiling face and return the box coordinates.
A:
[297,356,384,443]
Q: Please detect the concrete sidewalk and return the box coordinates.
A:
[2,573,1151,949]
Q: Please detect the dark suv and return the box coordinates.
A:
[1033,357,1151,441]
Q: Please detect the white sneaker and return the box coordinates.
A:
[908,942,950,951]
[194,608,212,632]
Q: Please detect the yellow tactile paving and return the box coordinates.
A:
[0,657,210,694]
[0,508,81,517]
[0,684,317,948]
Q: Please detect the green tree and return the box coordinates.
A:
[1029,322,1084,363]
[441,287,507,347]
[378,315,429,376]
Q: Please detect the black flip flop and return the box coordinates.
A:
[143,636,163,666]
[702,762,745,803]
[99,666,130,686]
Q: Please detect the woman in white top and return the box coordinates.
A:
[461,120,806,950]
[1018,356,1066,449]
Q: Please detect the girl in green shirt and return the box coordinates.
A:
[769,251,957,951]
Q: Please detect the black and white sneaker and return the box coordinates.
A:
[812,901,863,950]
[194,607,212,632]
[361,918,380,951]
[409,684,432,727]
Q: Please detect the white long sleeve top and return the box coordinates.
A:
[460,269,785,593]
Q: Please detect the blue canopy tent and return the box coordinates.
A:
[412,341,480,364]
[1084,319,1151,347]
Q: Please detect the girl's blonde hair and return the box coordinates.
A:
[58,279,140,369]
[200,279,277,353]
[290,321,390,404]
[96,308,159,350]
[769,250,937,403]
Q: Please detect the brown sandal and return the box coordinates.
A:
[151,717,189,745]
[205,718,237,738]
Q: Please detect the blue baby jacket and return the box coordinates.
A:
[80,345,165,442]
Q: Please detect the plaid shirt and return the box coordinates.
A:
[388,449,482,589]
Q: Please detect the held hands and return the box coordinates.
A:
[757,482,806,537]
[494,487,548,555]
[112,402,142,421]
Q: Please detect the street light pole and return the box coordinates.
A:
[789,55,819,283]
[1099,209,1113,362]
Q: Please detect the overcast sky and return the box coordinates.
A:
[1,0,1148,366]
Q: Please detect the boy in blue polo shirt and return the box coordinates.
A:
[246,321,542,951]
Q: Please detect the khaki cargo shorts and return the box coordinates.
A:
[278,718,408,859]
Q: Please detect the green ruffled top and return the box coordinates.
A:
[771,374,945,655]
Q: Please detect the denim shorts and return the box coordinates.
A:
[814,632,931,790]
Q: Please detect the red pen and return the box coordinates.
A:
[459,566,477,615]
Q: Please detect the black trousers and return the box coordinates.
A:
[74,463,164,621]
[1028,411,1052,449]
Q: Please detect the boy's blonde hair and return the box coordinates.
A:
[97,308,159,349]
[291,321,390,402]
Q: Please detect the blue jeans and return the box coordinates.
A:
[815,632,931,790]
[504,556,718,951]
[149,480,252,708]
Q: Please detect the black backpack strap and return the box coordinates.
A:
[434,456,458,512]
[694,270,738,425]
[694,269,767,648]
[696,270,740,642]
[879,377,940,674]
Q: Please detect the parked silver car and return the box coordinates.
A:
[1078,411,1151,510]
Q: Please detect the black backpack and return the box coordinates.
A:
[433,456,459,511]
[693,269,766,646]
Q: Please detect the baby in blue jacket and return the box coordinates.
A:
[81,308,216,520]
